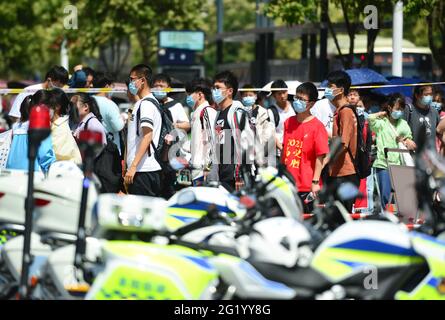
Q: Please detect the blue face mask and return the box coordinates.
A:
[324,88,336,101]
[186,95,196,108]
[153,90,167,100]
[356,107,369,119]
[421,95,433,106]
[292,99,307,113]
[128,81,138,96]
[391,110,404,120]
[242,96,256,107]
[431,102,442,112]
[212,88,226,105]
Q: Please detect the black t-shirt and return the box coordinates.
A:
[404,104,440,151]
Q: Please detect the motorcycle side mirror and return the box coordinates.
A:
[337,182,360,201]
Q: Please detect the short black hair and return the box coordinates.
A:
[271,79,287,90]
[45,66,69,85]
[83,67,95,77]
[413,85,433,106]
[214,70,239,97]
[185,78,213,103]
[327,70,351,95]
[241,84,256,95]
[93,72,114,88]
[152,73,172,87]
[130,64,153,86]
[296,82,319,102]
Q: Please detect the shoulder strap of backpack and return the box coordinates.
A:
[407,103,413,125]
[136,97,161,137]
[136,97,163,157]
[269,105,280,128]
[163,99,178,110]
[84,116,95,131]
[251,105,259,119]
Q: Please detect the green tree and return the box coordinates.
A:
[35,0,210,79]
[0,1,42,78]
[405,0,445,80]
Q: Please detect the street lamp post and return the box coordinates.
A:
[392,1,403,77]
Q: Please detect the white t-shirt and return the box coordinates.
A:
[311,98,336,137]
[190,102,217,179]
[164,97,189,124]
[126,94,162,172]
[268,103,296,144]
[9,83,43,118]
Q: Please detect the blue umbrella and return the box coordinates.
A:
[372,76,424,98]
[321,68,389,87]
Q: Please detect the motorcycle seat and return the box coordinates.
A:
[248,260,332,293]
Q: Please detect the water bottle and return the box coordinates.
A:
[304,192,316,204]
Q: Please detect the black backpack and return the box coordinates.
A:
[84,117,123,193]
[136,97,175,165]
[268,105,280,128]
[337,105,372,179]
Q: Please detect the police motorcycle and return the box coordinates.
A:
[27,152,307,300]
[162,135,445,300]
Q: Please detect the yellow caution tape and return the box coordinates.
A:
[0,81,444,95]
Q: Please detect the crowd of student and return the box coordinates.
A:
[1,63,445,214]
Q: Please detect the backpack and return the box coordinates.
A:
[84,117,123,193]
[136,97,175,165]
[268,105,280,128]
[336,105,372,179]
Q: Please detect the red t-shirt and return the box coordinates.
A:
[282,116,329,192]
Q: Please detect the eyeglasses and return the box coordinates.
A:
[295,96,311,103]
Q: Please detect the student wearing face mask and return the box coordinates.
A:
[404,85,440,151]
[282,82,329,213]
[93,72,125,155]
[325,71,361,213]
[369,93,416,209]
[185,78,217,185]
[240,84,275,146]
[240,85,275,171]
[210,71,255,191]
[8,66,69,123]
[347,88,375,215]
[267,80,296,162]
[152,73,190,132]
[432,87,445,119]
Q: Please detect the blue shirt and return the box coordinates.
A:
[93,96,124,153]
[6,121,56,173]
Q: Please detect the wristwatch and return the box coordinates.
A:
[312,180,319,184]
